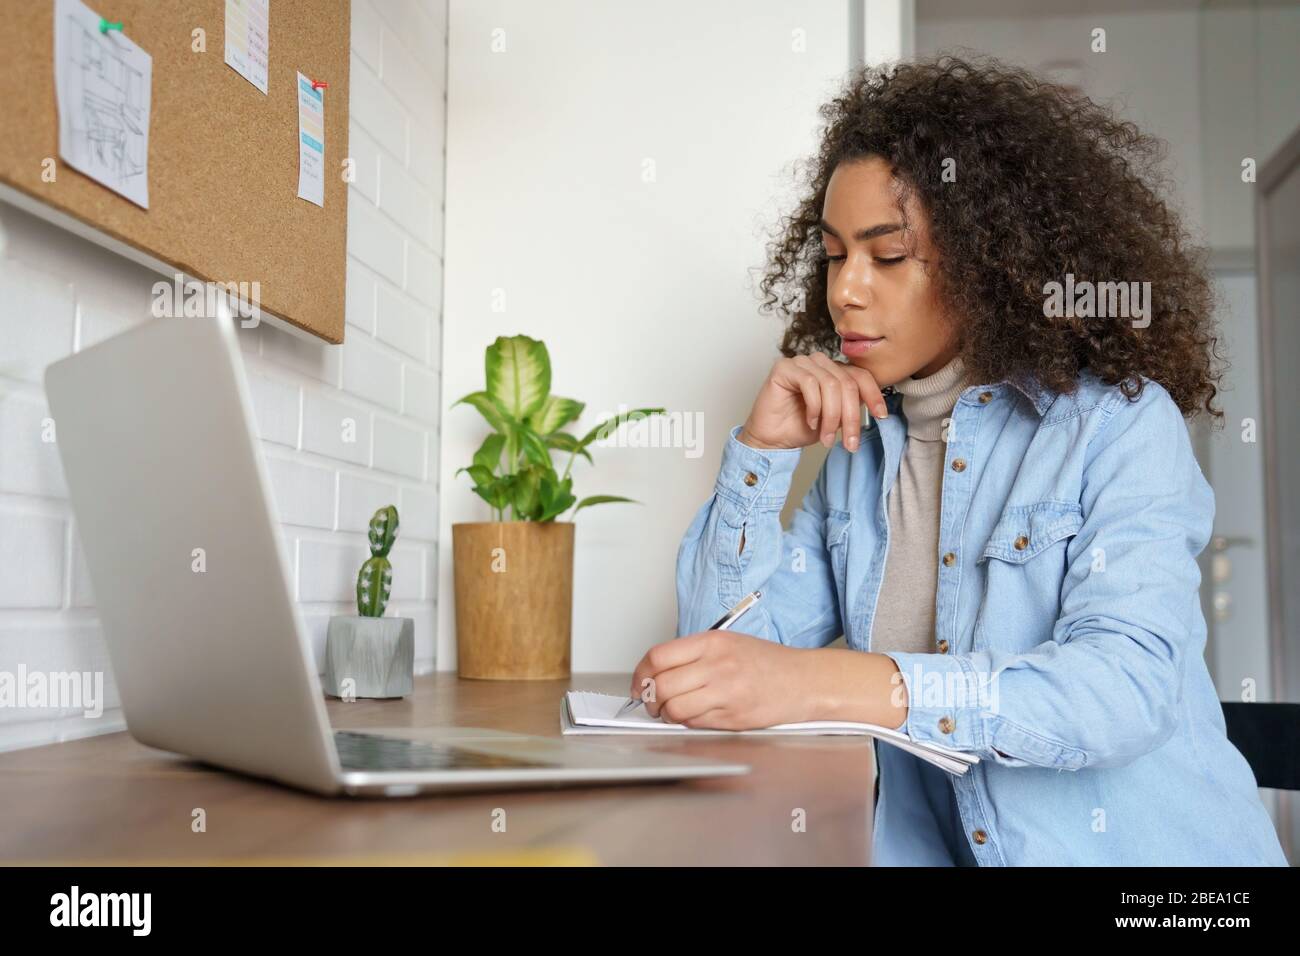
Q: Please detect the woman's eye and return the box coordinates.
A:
[822,250,903,264]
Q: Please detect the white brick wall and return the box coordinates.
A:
[0,0,447,753]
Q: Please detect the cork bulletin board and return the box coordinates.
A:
[0,0,351,343]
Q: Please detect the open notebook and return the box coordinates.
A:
[561,691,979,776]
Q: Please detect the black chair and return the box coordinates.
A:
[1221,702,1300,790]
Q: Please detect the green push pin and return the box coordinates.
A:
[99,18,123,34]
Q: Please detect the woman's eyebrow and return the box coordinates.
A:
[818,218,904,241]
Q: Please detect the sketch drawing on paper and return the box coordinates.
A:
[54,0,153,209]
[69,23,147,180]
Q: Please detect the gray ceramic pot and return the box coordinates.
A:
[322,615,414,699]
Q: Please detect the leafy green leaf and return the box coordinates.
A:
[527,395,584,434]
[471,483,500,509]
[539,494,575,522]
[460,464,496,487]
[472,433,507,474]
[570,494,639,516]
[544,431,593,465]
[489,475,516,512]
[451,391,513,436]
[486,335,550,422]
[577,407,667,449]
[511,466,542,519]
[512,422,555,471]
[537,472,557,511]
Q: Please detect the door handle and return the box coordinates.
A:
[1211,535,1255,552]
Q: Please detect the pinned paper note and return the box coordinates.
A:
[224,0,270,94]
[53,0,153,209]
[296,71,325,207]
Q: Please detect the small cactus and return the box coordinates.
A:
[356,505,399,617]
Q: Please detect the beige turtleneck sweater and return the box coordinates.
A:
[870,354,968,655]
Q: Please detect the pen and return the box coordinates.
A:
[614,590,762,719]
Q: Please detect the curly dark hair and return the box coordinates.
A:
[760,54,1225,422]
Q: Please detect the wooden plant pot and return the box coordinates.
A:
[451,521,574,680]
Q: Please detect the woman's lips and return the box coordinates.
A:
[841,336,884,357]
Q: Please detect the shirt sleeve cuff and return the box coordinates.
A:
[877,650,990,753]
[878,650,1090,769]
[713,424,804,525]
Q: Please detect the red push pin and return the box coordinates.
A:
[311,79,328,91]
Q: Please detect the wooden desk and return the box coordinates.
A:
[0,674,875,865]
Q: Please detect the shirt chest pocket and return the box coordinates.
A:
[977,501,1083,565]
[973,501,1083,651]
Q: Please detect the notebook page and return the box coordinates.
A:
[565,692,977,769]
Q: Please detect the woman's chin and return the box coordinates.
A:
[843,353,901,385]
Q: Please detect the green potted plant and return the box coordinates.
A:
[451,334,664,679]
[323,505,414,699]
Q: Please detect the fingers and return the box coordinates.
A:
[770,353,887,451]
[840,362,888,420]
[656,686,725,726]
[790,356,841,447]
[629,633,710,702]
[776,358,824,432]
[639,660,711,719]
[811,352,863,450]
[793,353,861,450]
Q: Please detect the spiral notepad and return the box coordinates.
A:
[561,691,979,776]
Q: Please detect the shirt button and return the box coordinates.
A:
[951,458,966,472]
[938,716,955,734]
[978,391,993,404]
[937,639,950,653]
[743,471,758,486]
[1013,534,1029,550]
[972,829,988,845]
[942,552,956,566]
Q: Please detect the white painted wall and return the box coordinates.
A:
[0,0,448,752]
[440,0,854,672]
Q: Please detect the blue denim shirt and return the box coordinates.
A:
[676,370,1287,866]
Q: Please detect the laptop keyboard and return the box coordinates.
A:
[333,731,551,772]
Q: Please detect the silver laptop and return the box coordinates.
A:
[44,311,748,797]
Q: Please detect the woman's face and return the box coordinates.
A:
[820,156,958,384]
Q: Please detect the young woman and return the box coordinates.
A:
[631,56,1287,866]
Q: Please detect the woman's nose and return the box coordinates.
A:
[829,257,871,313]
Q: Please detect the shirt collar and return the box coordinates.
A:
[882,378,1054,417]
[1000,378,1055,416]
